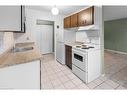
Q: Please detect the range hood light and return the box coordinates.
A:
[77,25,98,31]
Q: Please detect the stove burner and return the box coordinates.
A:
[75,45,94,50]
[82,46,94,49]
[82,47,89,49]
[89,46,94,48]
[76,46,81,48]
[82,45,87,47]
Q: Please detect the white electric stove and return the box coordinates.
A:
[72,43,101,83]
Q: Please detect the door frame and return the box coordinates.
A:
[35,19,55,54]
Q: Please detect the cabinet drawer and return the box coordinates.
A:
[72,65,87,83]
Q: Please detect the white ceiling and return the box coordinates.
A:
[27,6,86,16]
[103,6,127,21]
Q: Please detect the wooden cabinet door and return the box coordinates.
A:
[78,6,94,26]
[64,16,71,28]
[70,13,78,28]
[65,45,72,69]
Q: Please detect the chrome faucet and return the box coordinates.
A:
[89,38,92,43]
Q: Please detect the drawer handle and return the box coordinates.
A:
[84,20,87,23]
[82,20,87,24]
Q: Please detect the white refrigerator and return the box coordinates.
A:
[56,28,65,64]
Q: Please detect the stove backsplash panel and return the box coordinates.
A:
[76,30,100,45]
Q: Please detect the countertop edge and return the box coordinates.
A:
[2,58,42,69]
[0,44,42,69]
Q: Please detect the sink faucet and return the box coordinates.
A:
[89,38,92,43]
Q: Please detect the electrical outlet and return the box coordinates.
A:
[26,37,30,40]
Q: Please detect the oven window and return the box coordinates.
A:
[74,53,83,62]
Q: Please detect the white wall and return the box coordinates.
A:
[64,30,76,43]
[14,7,64,43]
[26,7,64,42]
[23,7,64,55]
[0,32,14,55]
[103,6,127,21]
[0,7,64,57]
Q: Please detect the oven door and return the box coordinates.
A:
[72,49,87,71]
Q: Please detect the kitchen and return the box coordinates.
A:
[0,5,125,89]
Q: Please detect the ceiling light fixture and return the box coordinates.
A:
[51,6,59,15]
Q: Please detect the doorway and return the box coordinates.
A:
[35,20,54,54]
[103,6,127,88]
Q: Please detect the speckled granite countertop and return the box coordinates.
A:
[0,42,42,68]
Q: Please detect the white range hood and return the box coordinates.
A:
[77,25,99,31]
[65,25,99,31]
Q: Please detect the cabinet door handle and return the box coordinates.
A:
[24,23,26,32]
[82,21,84,24]
[84,20,87,23]
[82,20,87,25]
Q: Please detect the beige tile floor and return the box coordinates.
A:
[41,53,126,90]
[105,50,127,88]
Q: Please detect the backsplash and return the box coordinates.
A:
[0,32,34,55]
[0,32,14,55]
[0,31,38,55]
[64,29,76,43]
[13,32,34,43]
[76,30,100,44]
[0,32,3,43]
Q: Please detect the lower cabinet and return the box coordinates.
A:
[0,60,41,89]
[65,45,72,69]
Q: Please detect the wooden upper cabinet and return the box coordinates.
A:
[64,6,94,29]
[78,6,94,26]
[70,13,78,28]
[64,16,71,28]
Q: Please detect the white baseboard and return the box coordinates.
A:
[105,49,127,55]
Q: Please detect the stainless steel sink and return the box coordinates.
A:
[13,47,34,52]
